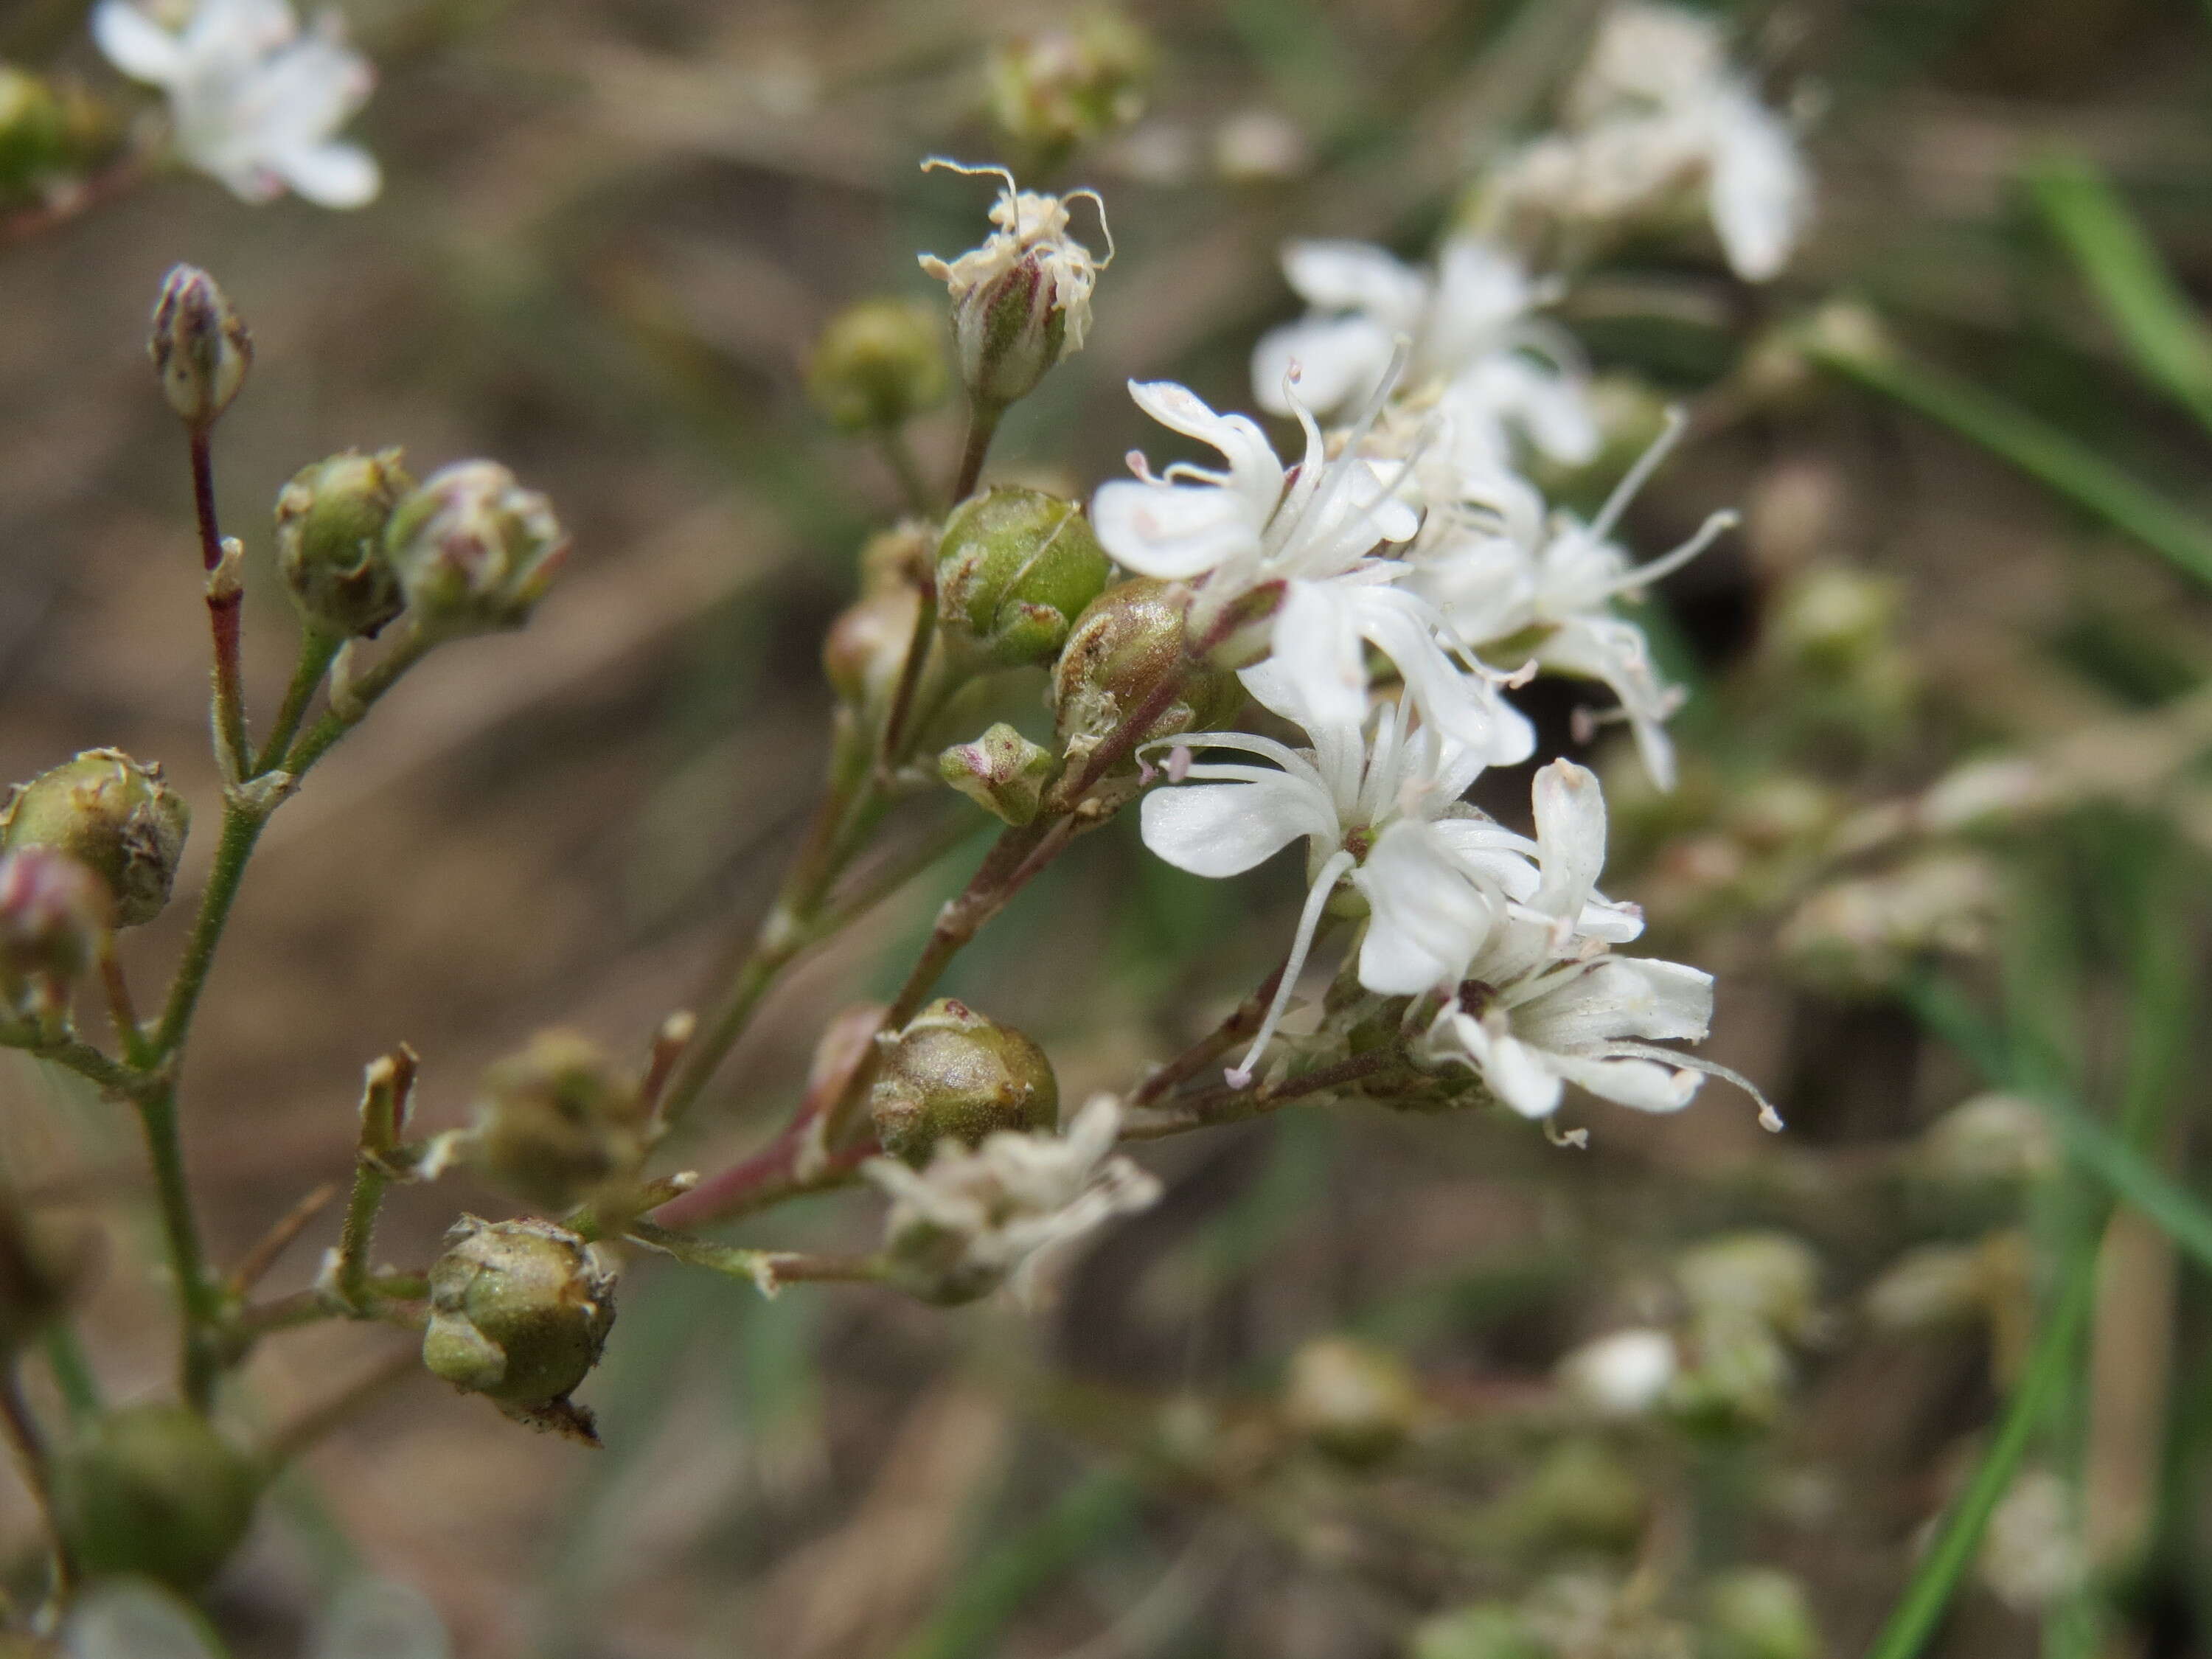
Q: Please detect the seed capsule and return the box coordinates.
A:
[807,299,950,434]
[936,486,1110,669]
[52,1405,260,1590]
[1,750,189,929]
[421,1217,616,1428]
[869,998,1057,1166]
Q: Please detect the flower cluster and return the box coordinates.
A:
[1098,3,1803,1133]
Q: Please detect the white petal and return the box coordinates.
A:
[1091,479,1262,581]
[1432,818,1540,900]
[1708,89,1809,282]
[1125,380,1284,521]
[1269,580,1368,736]
[1545,1051,1703,1112]
[1426,237,1534,366]
[1139,775,1330,878]
[1352,822,1499,995]
[275,139,378,206]
[1485,1030,1565,1118]
[1529,759,1609,921]
[1280,239,1427,330]
[91,1,186,82]
[1252,315,1398,417]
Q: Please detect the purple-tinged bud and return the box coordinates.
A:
[0,849,111,1034]
[807,299,950,434]
[1,750,189,929]
[274,448,413,639]
[1051,579,1242,765]
[386,461,568,635]
[147,265,251,430]
[938,723,1054,824]
[869,997,1057,1166]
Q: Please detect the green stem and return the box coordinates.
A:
[1862,1252,2099,1659]
[877,427,936,518]
[333,1162,389,1311]
[255,628,342,776]
[4,1033,147,1098]
[0,1363,71,1599]
[950,400,1004,504]
[40,1326,100,1425]
[153,799,268,1060]
[627,1219,883,1289]
[1808,330,2212,592]
[131,1082,220,1409]
[281,626,434,776]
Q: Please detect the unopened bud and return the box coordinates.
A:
[937,486,1110,668]
[939,723,1054,824]
[147,265,251,429]
[1509,1439,1648,1551]
[807,299,950,434]
[1,750,189,929]
[1703,1568,1821,1659]
[464,1032,649,1214]
[422,1217,615,1436]
[1281,1335,1420,1465]
[52,1404,260,1590]
[274,448,413,639]
[1411,1605,1549,1659]
[870,998,1057,1166]
[1675,1232,1821,1343]
[0,849,111,1034]
[386,461,568,635]
[1052,578,1243,762]
[987,12,1153,162]
[919,170,1105,407]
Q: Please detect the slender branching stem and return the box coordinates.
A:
[255,628,342,776]
[1120,1053,1401,1140]
[153,797,269,1060]
[131,1081,220,1409]
[227,1181,339,1296]
[877,426,936,518]
[877,577,939,769]
[950,398,1004,504]
[40,1326,100,1425]
[188,429,253,779]
[628,1218,884,1287]
[1130,955,1291,1108]
[0,1363,70,1596]
[96,942,151,1071]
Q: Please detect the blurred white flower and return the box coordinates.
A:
[1251,235,1598,470]
[1558,1326,1679,1416]
[1140,661,1547,1082]
[1091,378,1523,753]
[94,0,380,208]
[1408,413,1735,790]
[1492,2,1809,282]
[864,1094,1160,1307]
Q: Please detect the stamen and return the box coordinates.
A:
[1225,848,1354,1088]
[1609,1043,1784,1131]
[1062,185,1116,266]
[1602,508,1737,598]
[1585,406,1686,548]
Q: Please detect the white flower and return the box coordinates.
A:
[1422,759,1779,1130]
[1408,413,1735,790]
[1557,1327,1679,1416]
[94,0,380,209]
[1140,662,1545,1082]
[863,1093,1160,1307]
[1091,378,1524,753]
[1491,3,1809,283]
[1251,234,1598,470]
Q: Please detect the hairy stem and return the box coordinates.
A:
[1120,1052,1399,1140]
[255,628,342,776]
[130,1082,220,1409]
[154,798,268,1060]
[189,430,253,779]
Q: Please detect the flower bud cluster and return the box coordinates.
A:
[937,486,1111,669]
[0,849,111,1037]
[51,1405,261,1590]
[869,998,1057,1166]
[149,265,254,431]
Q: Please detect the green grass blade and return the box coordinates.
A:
[1861,1251,2098,1659]
[1806,330,2212,591]
[2025,151,2212,440]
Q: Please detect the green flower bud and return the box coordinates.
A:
[1703,1568,1820,1659]
[807,299,950,434]
[464,1031,649,1214]
[1411,1605,1551,1659]
[1668,1314,1792,1433]
[1509,1440,1648,1553]
[1052,578,1243,763]
[1674,1232,1820,1343]
[0,68,68,197]
[385,461,568,636]
[422,1217,615,1433]
[52,1405,260,1590]
[869,997,1057,1166]
[987,11,1153,163]
[1,750,189,928]
[274,448,414,639]
[937,487,1110,668]
[1281,1335,1420,1465]
[938,723,1054,824]
[147,265,251,431]
[0,848,111,1034]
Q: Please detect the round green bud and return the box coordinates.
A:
[987,12,1153,161]
[0,68,68,197]
[1411,1605,1552,1659]
[465,1031,647,1214]
[869,997,1057,1166]
[147,265,251,431]
[1703,1568,1820,1659]
[0,847,111,1033]
[52,1405,260,1590]
[274,448,414,639]
[386,461,568,635]
[1,750,189,928]
[807,299,950,434]
[1052,578,1243,762]
[422,1217,615,1411]
[1281,1335,1420,1466]
[1509,1440,1648,1552]
[936,487,1110,669]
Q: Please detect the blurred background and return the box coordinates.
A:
[4,0,2212,1654]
